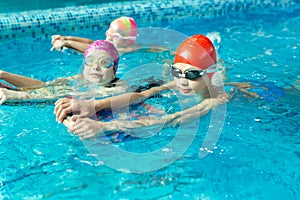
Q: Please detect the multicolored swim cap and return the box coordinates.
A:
[84,40,119,72]
[109,16,138,38]
[174,34,217,78]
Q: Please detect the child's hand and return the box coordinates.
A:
[54,98,97,123]
[51,35,65,45]
[67,115,104,139]
[50,39,65,51]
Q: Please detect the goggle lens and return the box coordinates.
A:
[84,57,114,68]
[171,67,205,80]
[185,70,204,80]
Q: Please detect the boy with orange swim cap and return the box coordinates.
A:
[51,16,138,54]
[174,34,217,78]
[54,34,229,139]
[173,34,226,87]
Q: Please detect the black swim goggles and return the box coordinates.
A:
[171,66,207,80]
[171,64,217,80]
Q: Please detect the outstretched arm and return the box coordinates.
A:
[0,88,36,105]
[51,35,94,53]
[94,81,175,112]
[0,70,44,88]
[54,81,176,122]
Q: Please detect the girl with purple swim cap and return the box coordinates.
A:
[84,40,120,73]
[0,40,124,105]
[51,16,138,54]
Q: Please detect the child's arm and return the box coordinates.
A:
[95,81,175,112]
[47,74,81,85]
[225,82,259,98]
[67,93,229,139]
[0,70,44,88]
[51,35,94,45]
[51,35,94,53]
[54,81,176,122]
[106,95,228,130]
[65,36,94,43]
[0,88,35,105]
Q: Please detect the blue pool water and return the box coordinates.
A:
[1,2,300,200]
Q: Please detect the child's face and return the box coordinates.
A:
[83,49,115,85]
[172,63,210,95]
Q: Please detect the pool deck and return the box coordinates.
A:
[0,0,298,40]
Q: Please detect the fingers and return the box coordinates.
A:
[55,99,102,139]
[51,35,62,44]
[77,111,91,118]
[69,115,78,123]
[50,39,64,52]
[80,132,96,140]
[54,98,73,123]
[57,106,72,123]
[51,35,58,44]
[70,120,92,138]
[67,117,100,139]
[55,100,72,116]
[50,45,55,51]
[54,98,65,106]
[53,40,63,51]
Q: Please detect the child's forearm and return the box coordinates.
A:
[0,70,44,88]
[63,40,91,53]
[4,90,33,101]
[65,36,94,44]
[100,116,166,133]
[101,97,225,132]
[94,92,145,111]
[94,83,173,112]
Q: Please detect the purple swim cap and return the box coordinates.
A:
[84,40,120,72]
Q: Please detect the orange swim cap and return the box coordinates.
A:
[174,34,217,78]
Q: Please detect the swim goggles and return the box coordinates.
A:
[84,56,114,68]
[171,64,217,80]
[105,30,136,41]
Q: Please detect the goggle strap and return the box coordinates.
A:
[205,63,218,74]
[110,32,136,40]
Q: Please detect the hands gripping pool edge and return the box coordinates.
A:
[54,28,228,173]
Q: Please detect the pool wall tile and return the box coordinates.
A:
[0,0,299,40]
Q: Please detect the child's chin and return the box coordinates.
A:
[87,78,102,83]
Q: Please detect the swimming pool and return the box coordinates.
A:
[1,0,300,199]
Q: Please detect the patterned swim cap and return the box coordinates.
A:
[84,40,119,72]
[174,34,217,78]
[109,16,138,38]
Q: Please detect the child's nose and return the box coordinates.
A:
[92,64,101,71]
[178,77,188,85]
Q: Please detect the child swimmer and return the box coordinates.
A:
[0,40,125,105]
[51,16,138,54]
